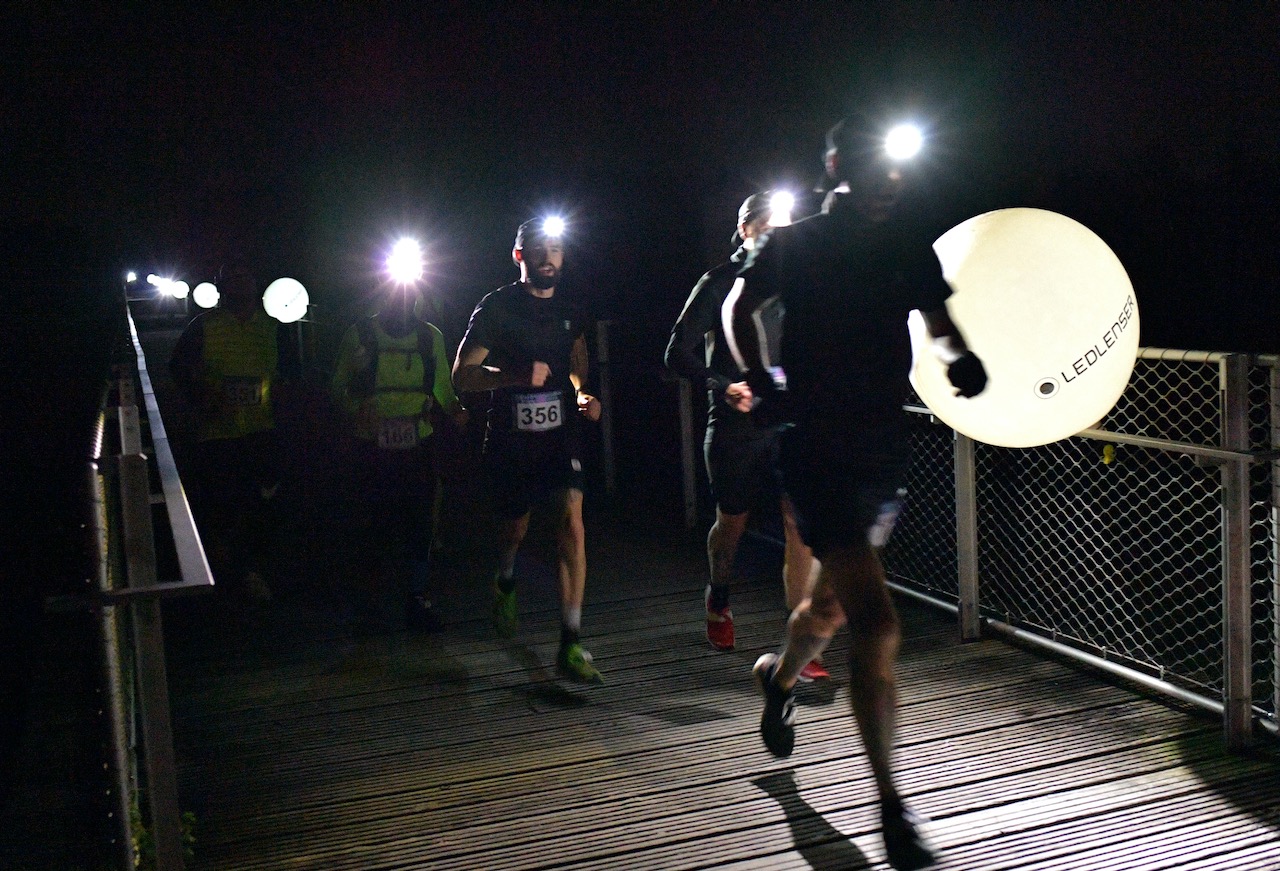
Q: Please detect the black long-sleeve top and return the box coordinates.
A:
[664,248,757,433]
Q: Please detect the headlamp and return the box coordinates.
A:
[387,237,424,285]
[541,216,566,239]
[767,191,795,227]
[884,123,924,162]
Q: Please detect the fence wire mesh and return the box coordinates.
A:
[885,350,1279,732]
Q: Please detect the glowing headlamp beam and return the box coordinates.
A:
[767,191,795,227]
[387,237,424,285]
[541,216,566,239]
[884,123,923,162]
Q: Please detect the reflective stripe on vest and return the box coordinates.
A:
[200,308,278,441]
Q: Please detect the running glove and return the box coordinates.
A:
[947,352,988,398]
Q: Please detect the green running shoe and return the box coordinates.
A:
[556,642,603,684]
[492,584,518,638]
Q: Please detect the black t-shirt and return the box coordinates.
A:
[737,191,952,425]
[460,282,587,436]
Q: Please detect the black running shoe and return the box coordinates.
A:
[405,594,444,633]
[881,806,936,871]
[752,653,796,757]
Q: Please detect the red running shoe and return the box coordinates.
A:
[705,606,735,651]
[797,659,830,683]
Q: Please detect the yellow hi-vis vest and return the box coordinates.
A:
[198,308,279,441]
[341,317,455,448]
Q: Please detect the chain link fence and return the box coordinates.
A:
[884,348,1279,746]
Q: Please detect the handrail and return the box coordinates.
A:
[126,311,215,592]
[902,404,1280,464]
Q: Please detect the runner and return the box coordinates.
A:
[664,194,827,680]
[726,114,988,870]
[453,218,604,683]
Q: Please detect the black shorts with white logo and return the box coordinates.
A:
[780,420,910,559]
[482,421,585,518]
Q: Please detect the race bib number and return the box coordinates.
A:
[513,391,562,432]
[377,416,420,450]
[222,377,263,407]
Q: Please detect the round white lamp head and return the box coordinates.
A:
[262,277,309,324]
[192,282,220,309]
[909,208,1139,448]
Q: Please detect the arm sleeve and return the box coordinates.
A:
[664,267,734,395]
[726,233,783,379]
[460,292,497,352]
[898,224,952,313]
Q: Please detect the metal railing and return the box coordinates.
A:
[78,308,214,869]
[883,348,1279,749]
[672,347,1279,749]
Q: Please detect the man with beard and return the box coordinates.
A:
[725,115,988,870]
[664,193,824,678]
[453,218,604,683]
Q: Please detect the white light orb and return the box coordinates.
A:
[768,190,795,227]
[168,279,190,300]
[541,216,566,238]
[387,237,424,284]
[192,282,219,309]
[885,123,923,161]
[909,208,1139,448]
[262,277,309,324]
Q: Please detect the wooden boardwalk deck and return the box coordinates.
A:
[165,514,1280,871]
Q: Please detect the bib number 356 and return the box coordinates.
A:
[514,391,562,432]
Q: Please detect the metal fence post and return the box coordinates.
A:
[90,454,137,870]
[1220,354,1253,749]
[595,320,616,495]
[117,376,186,870]
[1271,362,1280,730]
[678,378,697,530]
[954,431,981,641]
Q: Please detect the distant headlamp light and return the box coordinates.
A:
[192,282,219,309]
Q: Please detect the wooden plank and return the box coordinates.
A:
[168,540,1280,871]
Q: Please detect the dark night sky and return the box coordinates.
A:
[4,1,1279,353]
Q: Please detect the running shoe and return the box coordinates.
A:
[881,805,936,870]
[797,659,830,682]
[752,652,796,757]
[492,584,518,638]
[705,605,735,651]
[405,594,444,634]
[556,642,603,684]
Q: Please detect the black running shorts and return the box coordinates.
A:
[482,425,586,518]
[779,421,909,559]
[704,423,781,516]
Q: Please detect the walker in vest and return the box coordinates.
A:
[350,316,446,449]
[199,308,279,442]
